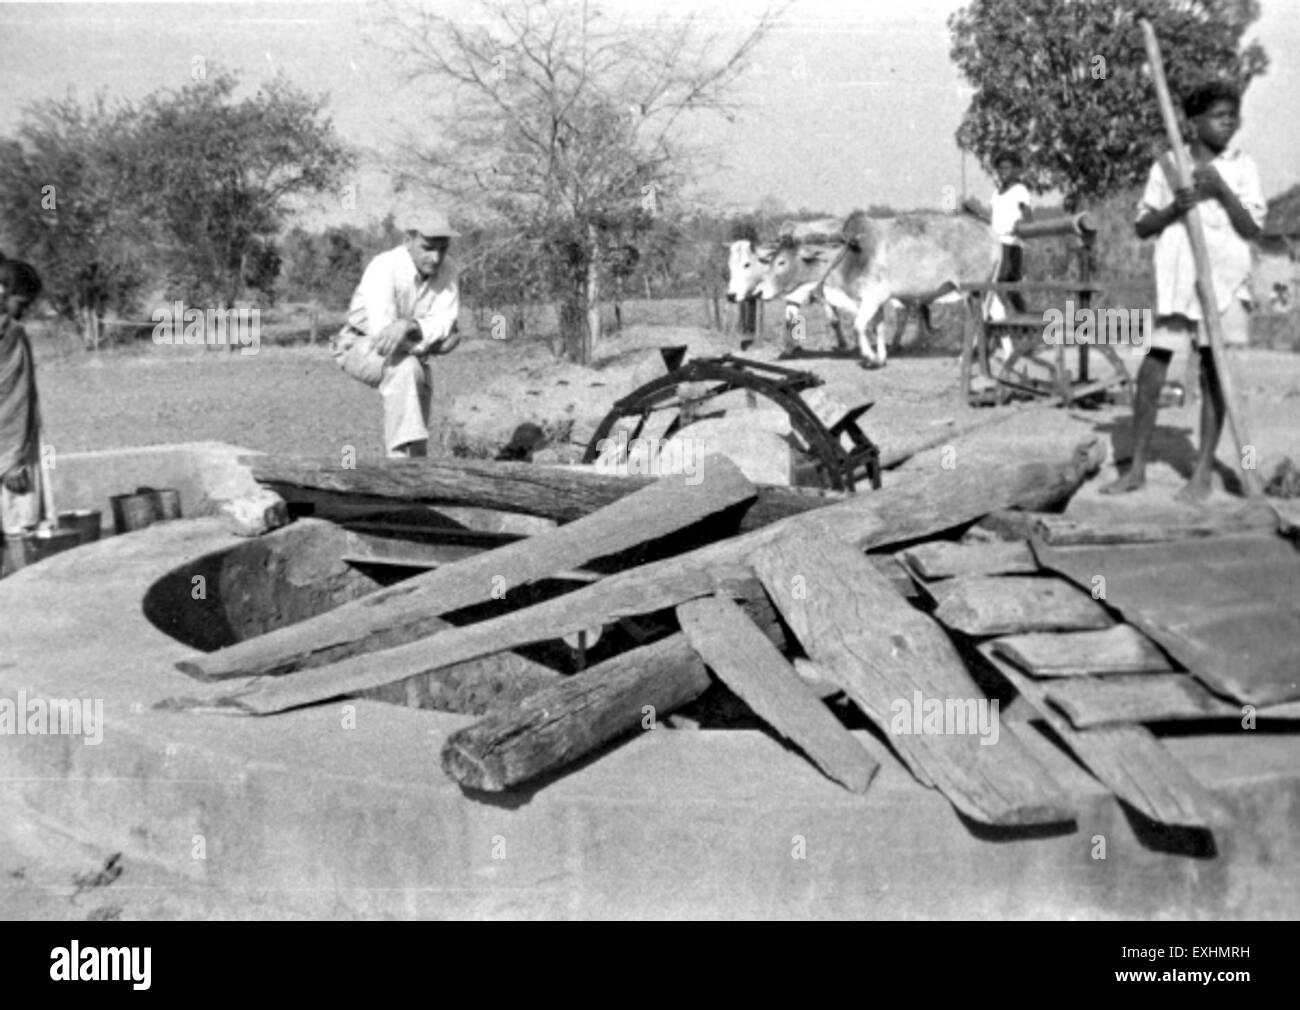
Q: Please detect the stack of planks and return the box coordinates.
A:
[161,437,1292,837]
[898,512,1300,830]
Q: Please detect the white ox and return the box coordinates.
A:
[757,212,1001,366]
[725,239,774,303]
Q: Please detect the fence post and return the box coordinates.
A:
[310,308,319,346]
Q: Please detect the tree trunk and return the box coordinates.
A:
[585,225,601,360]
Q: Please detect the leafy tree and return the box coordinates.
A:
[949,0,1267,209]
[0,94,151,347]
[373,0,779,363]
[133,70,354,306]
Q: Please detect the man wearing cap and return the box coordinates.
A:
[333,210,462,457]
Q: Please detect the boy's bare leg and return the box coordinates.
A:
[1101,349,1170,494]
[1175,347,1223,502]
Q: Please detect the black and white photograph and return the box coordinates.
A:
[0,0,1296,938]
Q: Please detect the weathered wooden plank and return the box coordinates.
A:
[252,452,836,533]
[1035,536,1300,706]
[353,653,561,715]
[341,537,601,582]
[1030,503,1278,546]
[978,645,1229,829]
[929,576,1113,636]
[992,625,1174,678]
[902,540,1038,580]
[177,439,1104,716]
[792,658,847,701]
[439,634,712,791]
[870,553,921,598]
[179,456,755,682]
[677,595,878,794]
[751,529,1072,827]
[1045,674,1300,728]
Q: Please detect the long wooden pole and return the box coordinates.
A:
[1139,19,1262,497]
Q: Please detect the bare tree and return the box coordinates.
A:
[371,0,780,363]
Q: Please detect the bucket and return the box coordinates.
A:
[150,488,183,521]
[3,526,80,573]
[133,485,182,522]
[57,508,103,545]
[110,492,157,534]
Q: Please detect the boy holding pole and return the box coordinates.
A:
[1103,81,1264,500]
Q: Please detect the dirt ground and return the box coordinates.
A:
[7,313,1300,920]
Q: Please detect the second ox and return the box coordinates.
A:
[747,212,1002,367]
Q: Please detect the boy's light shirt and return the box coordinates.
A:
[346,244,460,345]
[1138,144,1265,319]
[991,182,1031,245]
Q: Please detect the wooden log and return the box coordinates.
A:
[902,540,1038,580]
[751,528,1072,825]
[978,645,1230,829]
[439,634,711,791]
[929,576,1113,636]
[353,650,561,715]
[677,595,879,794]
[341,536,601,582]
[1012,212,1097,241]
[1045,674,1300,729]
[251,453,837,533]
[1030,505,1278,546]
[992,626,1174,678]
[178,439,1104,716]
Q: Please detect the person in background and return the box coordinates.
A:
[1102,81,1264,501]
[989,150,1033,314]
[332,209,461,458]
[0,259,45,544]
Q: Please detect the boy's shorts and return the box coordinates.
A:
[1143,299,1250,356]
[0,465,41,533]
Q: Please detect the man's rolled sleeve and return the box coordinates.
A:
[357,259,399,339]
[415,280,459,345]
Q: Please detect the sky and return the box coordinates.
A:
[1,0,1298,230]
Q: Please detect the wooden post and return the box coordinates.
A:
[309,308,318,346]
[1140,19,1263,497]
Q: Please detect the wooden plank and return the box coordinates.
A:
[341,537,601,583]
[253,453,838,533]
[176,439,1105,717]
[902,540,1038,580]
[792,658,846,701]
[870,553,920,598]
[677,595,878,794]
[978,645,1229,829]
[929,576,1113,636]
[751,529,1072,827]
[439,634,712,792]
[1031,504,1277,546]
[178,456,755,682]
[1035,537,1300,706]
[992,625,1174,678]
[353,652,561,715]
[1045,674,1300,729]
